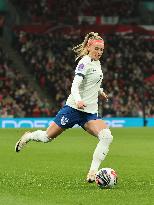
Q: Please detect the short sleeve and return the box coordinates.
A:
[75,57,90,78]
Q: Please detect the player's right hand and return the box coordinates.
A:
[76,101,87,110]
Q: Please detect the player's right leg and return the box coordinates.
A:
[15,105,77,152]
[15,122,65,152]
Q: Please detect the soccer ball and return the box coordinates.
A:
[95,168,117,189]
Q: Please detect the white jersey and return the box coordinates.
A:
[66,55,103,114]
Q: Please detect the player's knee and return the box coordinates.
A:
[98,128,113,144]
[103,129,113,143]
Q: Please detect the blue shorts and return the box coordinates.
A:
[54,105,101,129]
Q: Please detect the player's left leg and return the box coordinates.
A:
[84,119,113,182]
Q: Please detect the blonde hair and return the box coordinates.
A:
[72,32,103,61]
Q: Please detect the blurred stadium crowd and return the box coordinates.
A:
[13,31,154,118]
[0,0,154,118]
[11,0,138,23]
[0,47,55,117]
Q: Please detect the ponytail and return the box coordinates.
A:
[72,32,103,61]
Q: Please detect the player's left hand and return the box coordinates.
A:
[100,92,108,102]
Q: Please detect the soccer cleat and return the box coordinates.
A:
[15,132,31,152]
[86,170,97,183]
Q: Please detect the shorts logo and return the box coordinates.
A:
[77,63,84,71]
[61,116,69,125]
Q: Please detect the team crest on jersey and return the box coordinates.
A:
[77,63,84,71]
[61,116,69,125]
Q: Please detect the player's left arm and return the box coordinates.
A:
[99,88,108,101]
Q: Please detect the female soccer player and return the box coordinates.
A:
[15,32,113,183]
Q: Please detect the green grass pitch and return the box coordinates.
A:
[0,127,154,205]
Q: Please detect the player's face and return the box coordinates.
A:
[88,42,104,61]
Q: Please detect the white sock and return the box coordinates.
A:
[23,130,50,143]
[89,128,113,172]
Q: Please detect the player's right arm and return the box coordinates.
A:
[71,58,89,109]
[71,75,87,109]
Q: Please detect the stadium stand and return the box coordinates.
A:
[13,29,154,117]
[1,0,154,118]
[11,0,139,23]
[0,46,56,117]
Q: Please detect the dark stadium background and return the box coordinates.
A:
[0,0,153,125]
[0,1,154,205]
